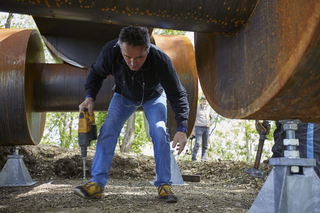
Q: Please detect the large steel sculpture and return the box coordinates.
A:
[1,0,320,212]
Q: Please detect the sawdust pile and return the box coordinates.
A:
[0,144,272,213]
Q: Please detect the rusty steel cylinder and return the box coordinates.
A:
[33,64,115,112]
[195,0,320,123]
[0,29,46,146]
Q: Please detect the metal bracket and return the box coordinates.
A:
[151,150,187,185]
[249,119,320,212]
[0,146,37,187]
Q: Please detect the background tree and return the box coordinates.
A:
[153,28,186,35]
[238,120,259,162]
[4,13,13,28]
[42,112,78,148]
[121,114,136,153]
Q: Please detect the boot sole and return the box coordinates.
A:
[162,195,178,203]
[74,188,102,199]
[164,198,178,203]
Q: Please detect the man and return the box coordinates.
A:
[191,96,214,162]
[74,26,189,203]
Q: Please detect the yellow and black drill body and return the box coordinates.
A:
[78,108,97,158]
[78,108,97,183]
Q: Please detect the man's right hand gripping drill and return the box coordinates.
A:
[79,97,95,115]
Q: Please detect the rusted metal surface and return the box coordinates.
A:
[0,29,45,146]
[34,17,125,68]
[33,64,115,112]
[195,0,320,123]
[153,35,198,138]
[35,20,153,69]
[0,0,257,34]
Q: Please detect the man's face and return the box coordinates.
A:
[121,42,149,71]
[201,99,207,106]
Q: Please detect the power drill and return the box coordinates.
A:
[78,108,97,183]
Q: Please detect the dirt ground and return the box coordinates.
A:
[0,145,272,213]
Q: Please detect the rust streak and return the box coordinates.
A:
[55,0,60,7]
[44,0,51,8]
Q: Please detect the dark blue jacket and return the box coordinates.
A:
[85,39,189,129]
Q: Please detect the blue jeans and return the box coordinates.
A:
[192,126,209,161]
[90,91,172,187]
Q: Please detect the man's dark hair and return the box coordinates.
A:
[118,26,150,52]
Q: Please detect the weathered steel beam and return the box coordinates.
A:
[195,0,320,123]
[0,0,258,34]
[33,64,115,112]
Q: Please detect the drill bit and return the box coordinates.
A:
[83,157,86,184]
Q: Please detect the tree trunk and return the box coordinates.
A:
[245,121,251,162]
[60,112,68,148]
[246,136,251,162]
[121,113,135,153]
[5,13,13,28]
[68,112,74,147]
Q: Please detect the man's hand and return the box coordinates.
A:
[172,132,187,155]
[79,97,95,115]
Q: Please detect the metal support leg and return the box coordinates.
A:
[152,150,187,185]
[248,119,320,213]
[0,146,37,187]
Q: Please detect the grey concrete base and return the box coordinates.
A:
[151,150,187,185]
[0,155,37,187]
[249,158,320,213]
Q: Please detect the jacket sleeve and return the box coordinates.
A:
[158,58,189,131]
[85,45,112,101]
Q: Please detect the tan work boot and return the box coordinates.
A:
[74,181,103,199]
[158,184,178,203]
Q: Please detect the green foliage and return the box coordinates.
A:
[153,28,186,35]
[183,117,274,162]
[95,112,108,129]
[133,112,147,153]
[41,112,78,148]
[239,120,259,162]
[0,13,36,29]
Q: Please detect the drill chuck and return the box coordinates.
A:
[81,146,87,158]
